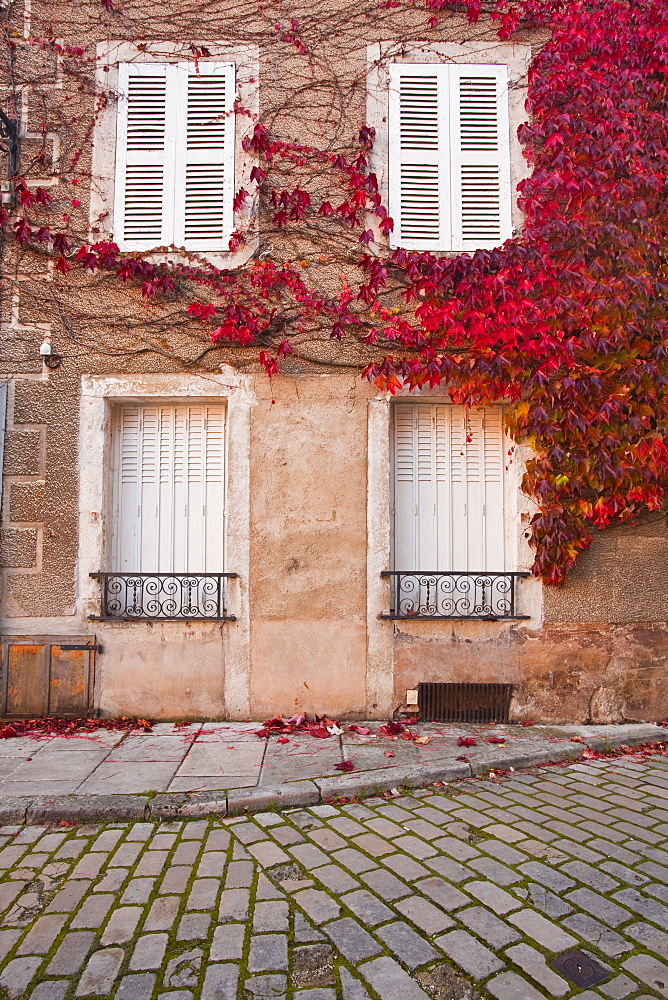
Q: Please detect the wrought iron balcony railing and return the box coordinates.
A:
[381,570,530,621]
[90,572,237,621]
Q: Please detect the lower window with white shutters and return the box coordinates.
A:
[383,402,529,620]
[91,403,236,621]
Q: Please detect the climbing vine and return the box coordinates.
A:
[1,0,667,583]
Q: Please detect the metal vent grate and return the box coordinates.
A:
[418,682,513,723]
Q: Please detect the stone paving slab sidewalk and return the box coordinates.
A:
[0,750,667,1000]
[0,721,663,824]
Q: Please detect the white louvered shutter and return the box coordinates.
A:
[113,404,225,573]
[389,63,512,252]
[173,62,235,252]
[392,403,417,571]
[449,65,512,252]
[115,64,175,250]
[392,403,506,572]
[389,64,449,250]
[115,62,235,252]
[115,405,142,571]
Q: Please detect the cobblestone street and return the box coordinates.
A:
[0,752,667,1000]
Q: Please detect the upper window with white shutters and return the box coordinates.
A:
[388,62,513,252]
[113,62,235,253]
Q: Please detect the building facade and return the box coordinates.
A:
[1,0,667,724]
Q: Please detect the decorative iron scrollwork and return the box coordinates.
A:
[90,572,237,621]
[381,571,530,621]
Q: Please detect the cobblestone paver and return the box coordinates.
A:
[0,753,666,997]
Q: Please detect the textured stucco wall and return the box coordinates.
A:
[93,621,227,719]
[1,375,78,618]
[543,515,668,625]
[393,621,668,724]
[248,375,370,718]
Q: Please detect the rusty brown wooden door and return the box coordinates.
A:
[0,637,96,717]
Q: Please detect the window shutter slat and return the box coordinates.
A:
[173,62,235,252]
[462,408,485,569]
[389,64,449,250]
[139,406,160,571]
[449,65,512,252]
[115,64,173,250]
[114,405,141,571]
[433,405,453,571]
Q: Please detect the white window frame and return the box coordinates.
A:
[367,41,532,254]
[91,41,259,268]
[364,391,542,715]
[77,371,254,714]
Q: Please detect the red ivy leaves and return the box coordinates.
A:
[0,716,152,738]
[187,302,217,322]
[14,180,51,207]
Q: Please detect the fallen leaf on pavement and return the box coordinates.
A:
[0,717,153,739]
[334,760,354,772]
[380,721,405,736]
[458,736,477,747]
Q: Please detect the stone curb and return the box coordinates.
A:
[0,725,662,825]
[25,794,147,824]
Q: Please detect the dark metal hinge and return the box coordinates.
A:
[58,643,102,653]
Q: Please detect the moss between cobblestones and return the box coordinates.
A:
[1,756,668,999]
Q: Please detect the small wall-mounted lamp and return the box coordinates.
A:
[40,335,63,369]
